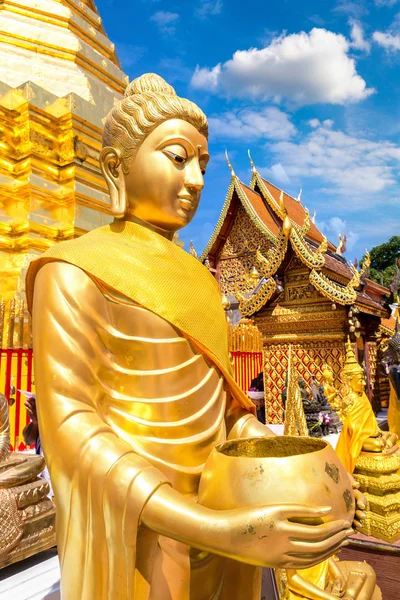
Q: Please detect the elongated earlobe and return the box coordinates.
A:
[100,147,127,218]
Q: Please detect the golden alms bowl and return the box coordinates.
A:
[198,437,355,524]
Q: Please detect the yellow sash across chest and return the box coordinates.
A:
[26,220,254,413]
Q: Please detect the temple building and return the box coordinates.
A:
[0,0,127,448]
[203,161,391,423]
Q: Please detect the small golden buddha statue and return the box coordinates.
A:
[336,339,400,543]
[277,372,380,600]
[321,364,341,415]
[336,339,397,474]
[26,74,363,600]
[386,321,400,437]
[0,393,55,568]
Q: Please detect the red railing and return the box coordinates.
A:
[231,351,263,393]
[0,348,34,451]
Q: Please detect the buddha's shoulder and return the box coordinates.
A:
[35,261,110,311]
[35,261,138,311]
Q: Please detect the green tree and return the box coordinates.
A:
[365,236,400,293]
[369,236,400,271]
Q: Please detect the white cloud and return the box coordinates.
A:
[333,1,368,18]
[374,0,399,6]
[318,217,360,252]
[209,107,296,141]
[191,28,374,106]
[150,11,179,35]
[195,0,223,19]
[349,20,371,52]
[373,31,400,50]
[266,121,400,208]
[262,163,291,185]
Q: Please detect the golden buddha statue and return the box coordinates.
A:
[336,339,400,543]
[0,392,55,568]
[386,321,400,437]
[26,73,361,600]
[321,364,341,416]
[336,339,397,475]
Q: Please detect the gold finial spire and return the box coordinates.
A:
[248,149,257,174]
[225,150,236,178]
[189,241,198,258]
[221,294,231,311]
[342,337,364,379]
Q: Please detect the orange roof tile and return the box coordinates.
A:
[258,178,336,251]
[240,182,281,238]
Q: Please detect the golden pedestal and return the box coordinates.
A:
[354,451,400,543]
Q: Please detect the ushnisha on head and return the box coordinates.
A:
[100,73,209,237]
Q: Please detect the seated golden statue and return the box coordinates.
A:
[336,339,397,474]
[335,339,400,543]
[386,321,400,437]
[0,393,55,568]
[26,74,363,600]
[321,364,341,415]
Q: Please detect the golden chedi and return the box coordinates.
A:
[27,74,363,600]
[336,339,400,543]
[0,393,55,568]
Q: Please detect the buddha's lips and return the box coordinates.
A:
[178,196,196,210]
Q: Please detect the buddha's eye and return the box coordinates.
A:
[163,146,187,166]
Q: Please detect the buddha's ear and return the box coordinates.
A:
[100,147,127,218]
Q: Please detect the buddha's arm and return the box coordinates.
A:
[225,396,276,439]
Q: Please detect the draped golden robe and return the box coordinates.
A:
[26,221,258,600]
[335,391,378,474]
[388,379,400,438]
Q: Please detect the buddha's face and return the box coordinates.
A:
[350,372,365,394]
[103,118,209,233]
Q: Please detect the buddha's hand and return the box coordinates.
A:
[221,505,352,569]
[348,476,366,530]
[141,487,351,570]
[381,430,399,454]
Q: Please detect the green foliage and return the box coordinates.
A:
[369,236,400,271]
[364,237,400,294]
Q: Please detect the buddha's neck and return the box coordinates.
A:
[121,214,175,241]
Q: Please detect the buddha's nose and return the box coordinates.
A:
[185,162,204,192]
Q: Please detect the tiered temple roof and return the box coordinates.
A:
[203,164,389,320]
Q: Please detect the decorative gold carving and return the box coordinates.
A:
[30,130,53,157]
[354,451,400,543]
[228,318,263,352]
[219,203,273,296]
[283,347,308,436]
[237,278,276,317]
[309,269,358,305]
[263,341,345,424]
[0,393,56,567]
[290,225,326,269]
[255,229,288,279]
[286,284,318,303]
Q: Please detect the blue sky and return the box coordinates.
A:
[98,0,400,261]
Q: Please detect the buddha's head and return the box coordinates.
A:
[100,73,209,235]
[341,338,365,394]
